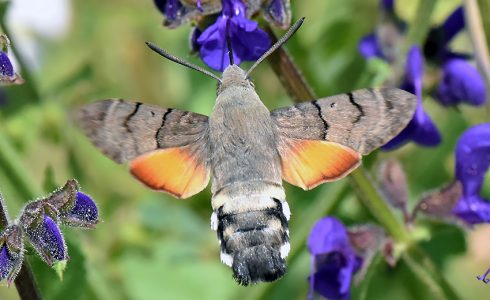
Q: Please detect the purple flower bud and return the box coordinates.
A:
[262,0,291,29]
[435,59,486,106]
[62,192,98,228]
[380,0,394,12]
[0,245,13,280]
[379,159,408,211]
[307,217,362,300]
[0,52,14,78]
[196,0,271,71]
[42,179,99,228]
[24,215,67,266]
[154,0,183,22]
[413,181,462,219]
[0,225,24,284]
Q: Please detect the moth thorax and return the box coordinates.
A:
[211,197,291,285]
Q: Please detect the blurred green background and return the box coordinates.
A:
[0,0,490,299]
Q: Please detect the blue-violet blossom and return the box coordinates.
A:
[360,2,486,107]
[195,0,271,71]
[453,123,490,224]
[25,215,67,266]
[382,46,441,150]
[307,217,362,300]
[424,7,486,106]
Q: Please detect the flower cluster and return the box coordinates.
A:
[153,0,291,71]
[359,1,487,149]
[0,179,98,285]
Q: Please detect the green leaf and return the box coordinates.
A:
[118,239,235,300]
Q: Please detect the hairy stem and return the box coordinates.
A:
[0,195,42,300]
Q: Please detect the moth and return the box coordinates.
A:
[76,19,416,285]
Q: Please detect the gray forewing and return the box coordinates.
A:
[271,88,417,154]
[76,99,209,163]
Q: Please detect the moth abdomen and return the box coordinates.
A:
[213,198,290,285]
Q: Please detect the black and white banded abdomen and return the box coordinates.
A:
[210,188,291,285]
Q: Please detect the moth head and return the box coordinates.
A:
[217,65,253,94]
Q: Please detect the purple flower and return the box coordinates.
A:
[62,191,99,228]
[452,123,490,224]
[0,225,24,284]
[423,7,486,106]
[359,3,486,107]
[358,34,385,60]
[24,215,67,265]
[307,217,362,300]
[436,59,486,106]
[0,245,14,281]
[195,0,271,71]
[383,46,441,150]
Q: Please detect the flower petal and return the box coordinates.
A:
[442,7,465,45]
[26,215,67,265]
[63,191,99,227]
[197,13,270,71]
[453,195,490,225]
[307,217,351,255]
[455,123,490,196]
[383,46,441,150]
[307,217,362,300]
[436,59,486,106]
[0,245,13,281]
[358,33,384,60]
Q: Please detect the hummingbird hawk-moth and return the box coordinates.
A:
[76,19,416,285]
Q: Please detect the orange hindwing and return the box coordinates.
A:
[130,147,210,199]
[279,139,361,190]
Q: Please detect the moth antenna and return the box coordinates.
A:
[145,42,222,83]
[226,18,234,66]
[246,17,305,77]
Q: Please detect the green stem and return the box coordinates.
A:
[402,246,461,300]
[0,194,42,300]
[349,168,408,243]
